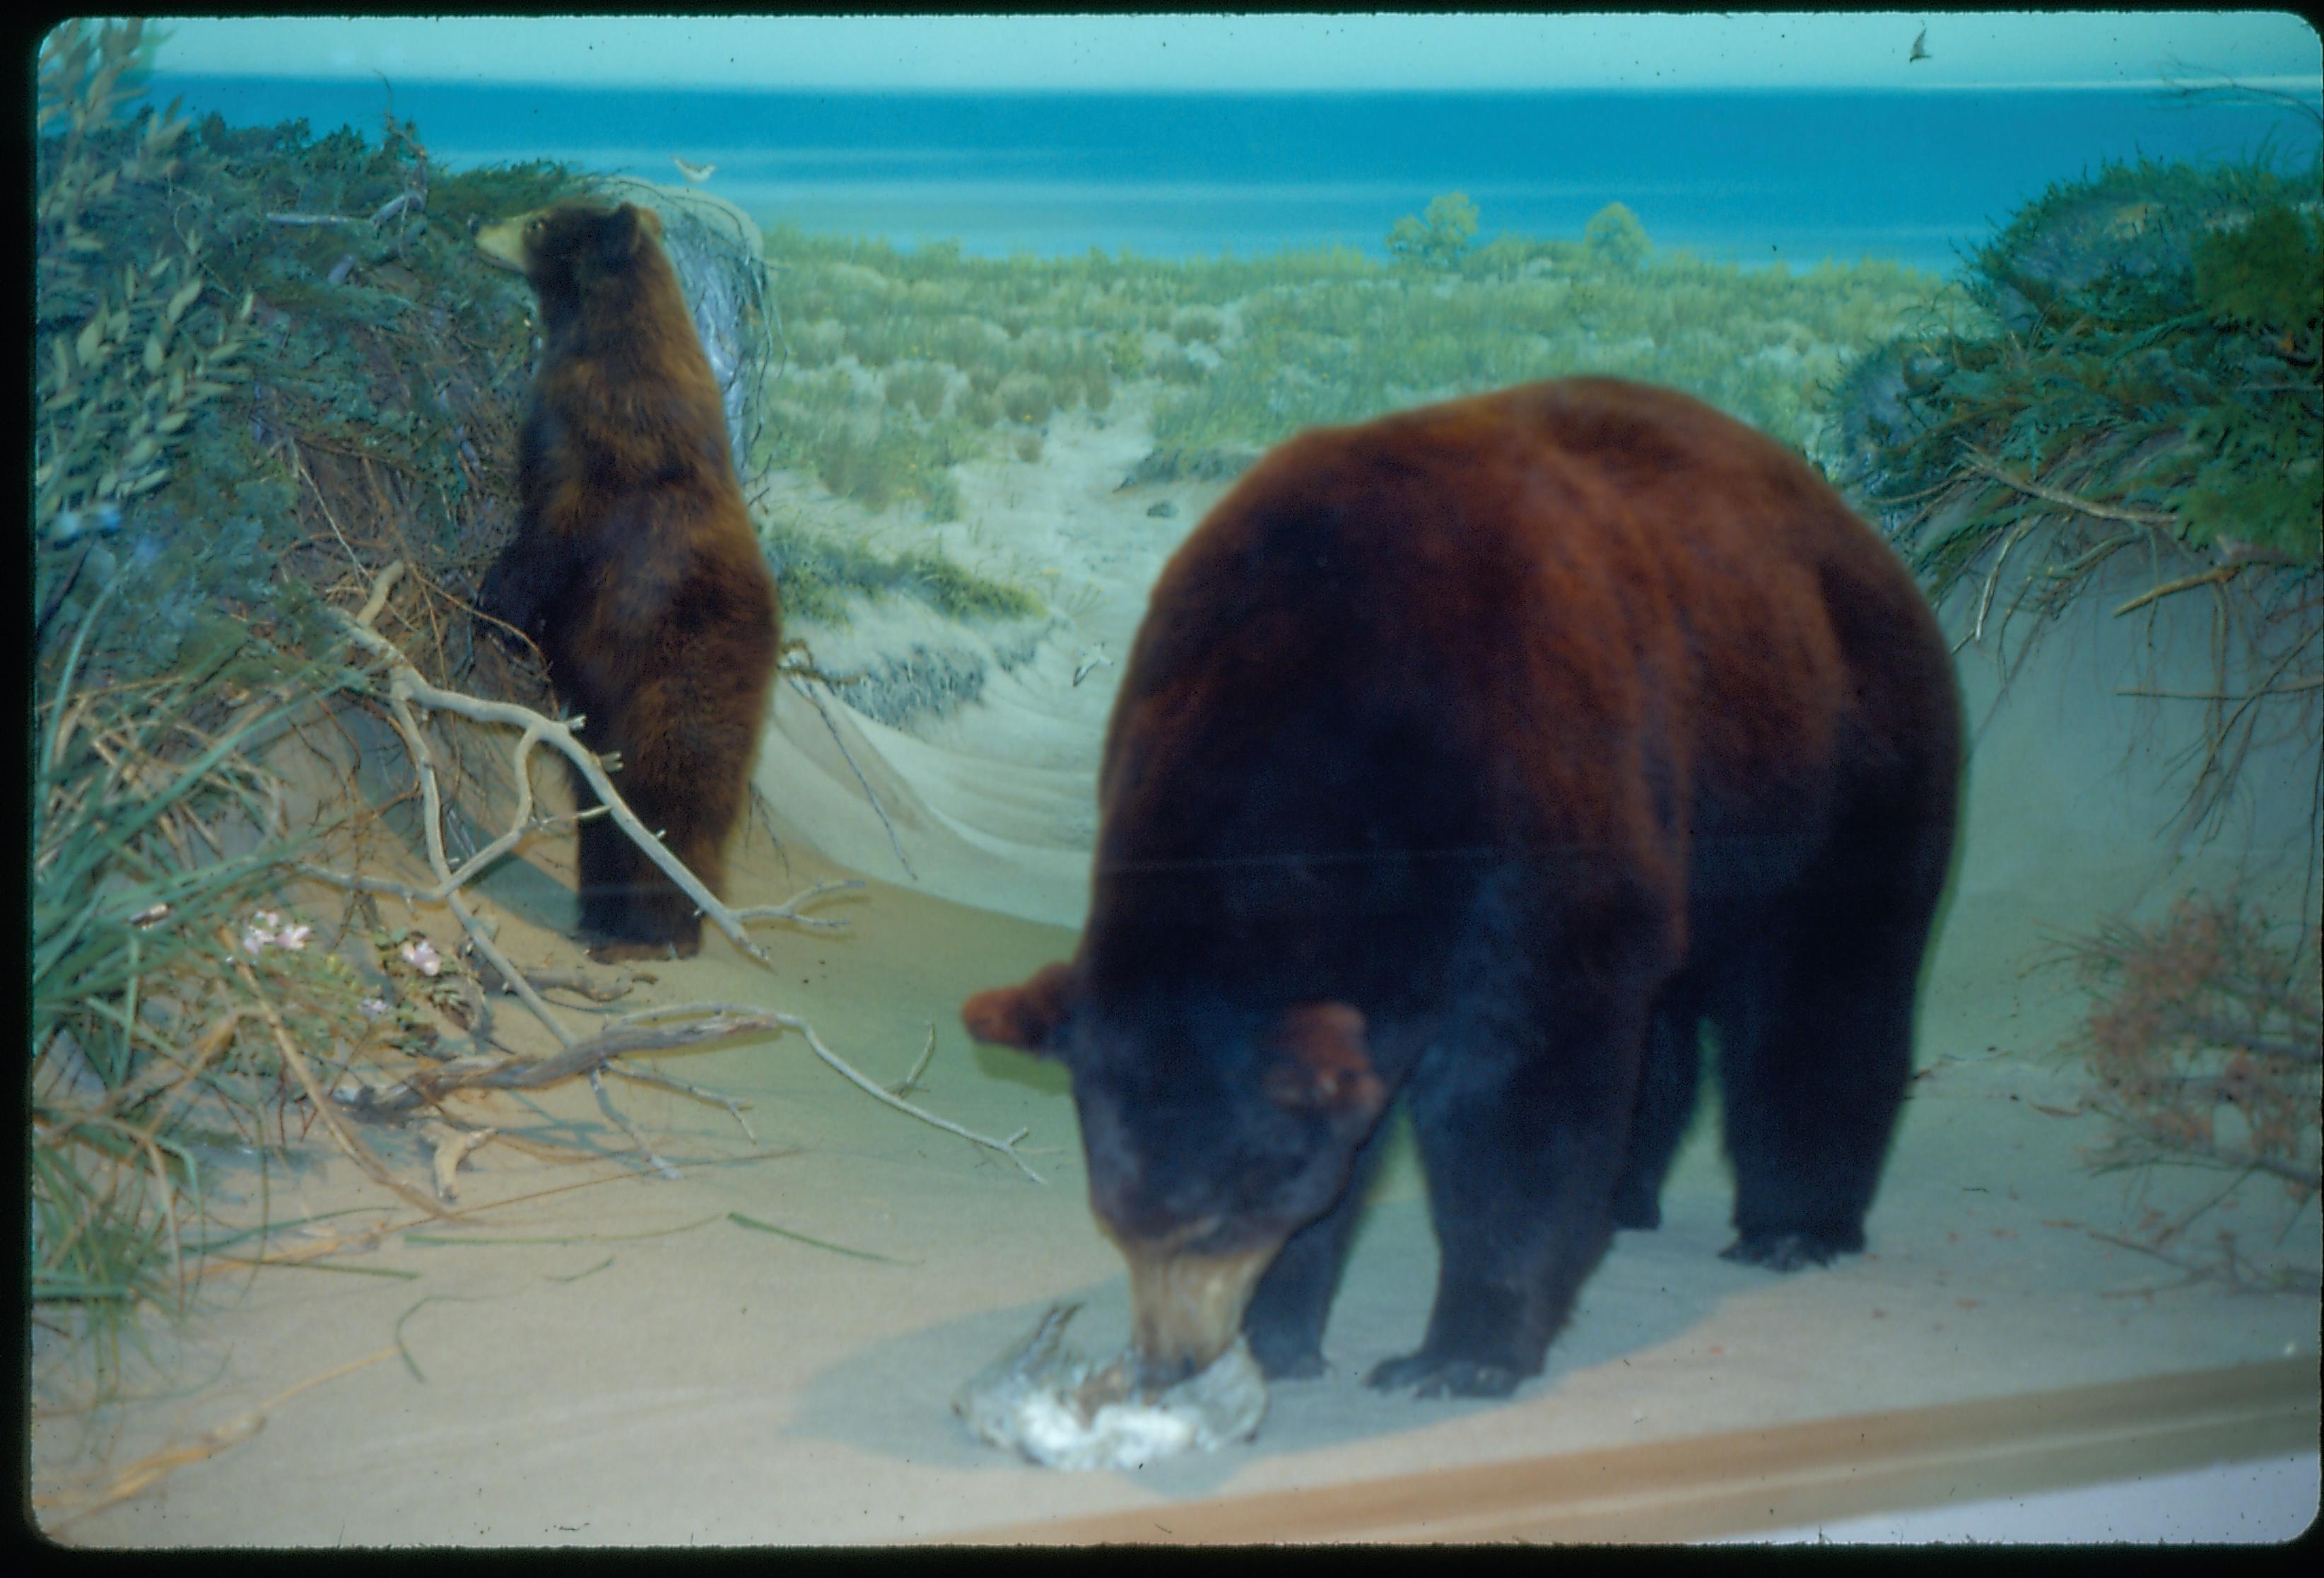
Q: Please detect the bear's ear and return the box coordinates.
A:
[961,962,1076,1058]
[1260,1003,1384,1118]
[598,204,655,267]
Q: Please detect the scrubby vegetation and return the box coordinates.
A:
[758,513,1042,626]
[33,21,584,1382]
[1146,232,1947,468]
[1867,156,2320,587]
[753,194,1961,544]
[1843,153,2320,832]
[2054,894,2320,1293]
[1385,190,1481,269]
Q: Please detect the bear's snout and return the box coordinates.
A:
[1108,1224,1282,1379]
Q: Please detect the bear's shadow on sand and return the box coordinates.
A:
[782,1189,1728,1502]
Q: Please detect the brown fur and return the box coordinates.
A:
[476,203,779,959]
[966,378,1961,1396]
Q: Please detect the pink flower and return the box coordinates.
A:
[241,911,312,954]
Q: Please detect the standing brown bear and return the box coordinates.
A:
[476,201,779,960]
[964,378,1961,1399]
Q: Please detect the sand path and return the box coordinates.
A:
[752,382,1239,929]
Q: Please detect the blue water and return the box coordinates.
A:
[140,77,2320,276]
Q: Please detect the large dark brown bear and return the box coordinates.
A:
[963,378,1960,1400]
[475,201,779,960]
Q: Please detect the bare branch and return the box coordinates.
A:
[305,563,1045,1188]
[1959,445,2178,530]
[2113,564,2243,618]
[787,674,915,877]
[606,1059,758,1144]
[225,934,452,1220]
[327,561,846,975]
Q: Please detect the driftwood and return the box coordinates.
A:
[298,562,1043,1185]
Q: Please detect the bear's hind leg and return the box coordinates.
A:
[569,770,642,945]
[1713,865,1939,1270]
[568,756,696,961]
[619,802,709,960]
[597,682,757,960]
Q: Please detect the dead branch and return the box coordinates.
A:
[1959,446,2178,530]
[2095,1109,2318,1187]
[615,1001,1045,1183]
[225,935,452,1220]
[606,1060,757,1144]
[35,1344,404,1529]
[2086,1227,2322,1297]
[302,562,1043,1187]
[406,1011,780,1106]
[587,1068,678,1181]
[468,959,640,1004]
[768,1007,1041,1184]
[2120,676,2324,703]
[787,673,915,877]
[734,877,865,933]
[344,999,1040,1179]
[2166,1015,2323,1063]
[890,1024,937,1097]
[326,563,843,970]
[2113,564,2245,617]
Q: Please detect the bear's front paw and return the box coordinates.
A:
[585,935,691,965]
[1365,1350,1524,1399]
[1720,1226,1862,1271]
[1245,1333,1329,1382]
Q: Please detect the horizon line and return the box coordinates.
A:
[139,72,2322,98]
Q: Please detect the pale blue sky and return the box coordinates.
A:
[143,12,2320,93]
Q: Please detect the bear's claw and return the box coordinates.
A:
[1246,1338,1329,1381]
[1719,1227,1861,1271]
[1365,1352,1525,1399]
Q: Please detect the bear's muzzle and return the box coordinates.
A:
[1110,1228,1285,1389]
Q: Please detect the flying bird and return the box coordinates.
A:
[672,157,717,184]
[1908,27,1931,64]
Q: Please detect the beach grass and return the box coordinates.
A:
[749,204,1968,561]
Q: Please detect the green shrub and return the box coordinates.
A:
[997,370,1055,426]
[959,387,1004,428]
[1151,345,1207,385]
[852,316,903,370]
[759,513,1040,624]
[1386,192,1481,269]
[1585,202,1653,271]
[1169,305,1226,344]
[1103,327,1149,378]
[2194,200,2324,349]
[792,318,847,369]
[1079,358,1115,414]
[884,360,949,419]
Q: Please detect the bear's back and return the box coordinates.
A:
[1088,378,1955,1000]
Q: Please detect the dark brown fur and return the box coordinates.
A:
[966,378,1961,1396]
[478,203,779,959]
